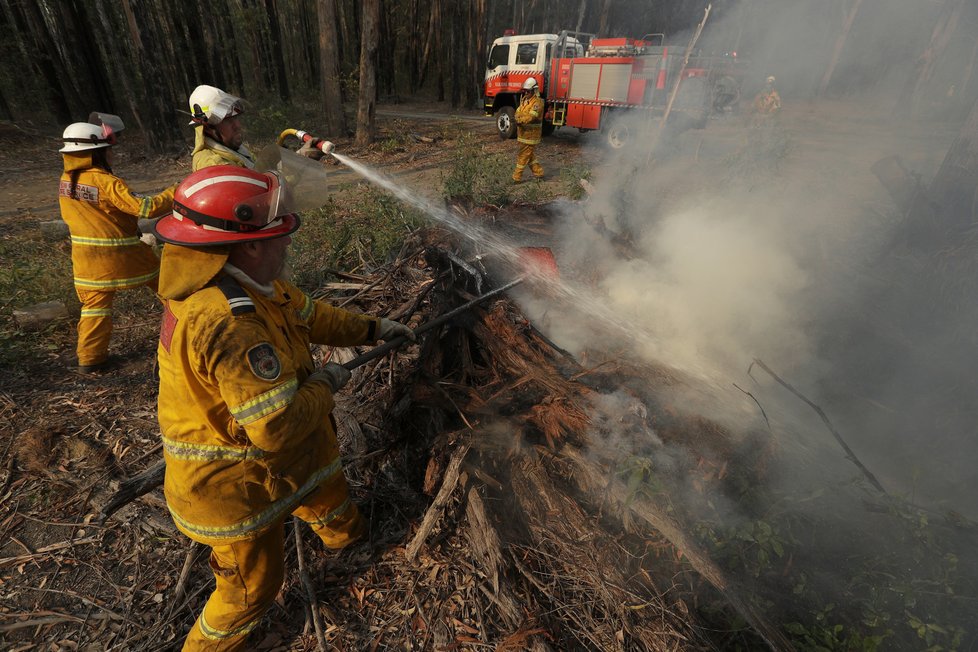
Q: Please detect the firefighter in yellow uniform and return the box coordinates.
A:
[58,118,175,373]
[151,165,414,651]
[187,85,256,170]
[187,84,323,170]
[751,75,782,121]
[513,77,545,182]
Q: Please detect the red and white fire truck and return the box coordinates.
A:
[483,30,742,147]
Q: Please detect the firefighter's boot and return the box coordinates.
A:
[531,160,544,179]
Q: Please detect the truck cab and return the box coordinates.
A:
[484,33,583,139]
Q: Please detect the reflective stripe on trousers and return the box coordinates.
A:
[181,484,364,650]
[513,143,544,181]
[74,276,158,366]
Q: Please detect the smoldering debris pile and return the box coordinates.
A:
[303,228,788,651]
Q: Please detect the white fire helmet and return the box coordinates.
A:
[522,77,539,92]
[60,122,116,153]
[766,75,776,85]
[187,84,244,126]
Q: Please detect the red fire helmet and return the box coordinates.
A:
[153,166,300,246]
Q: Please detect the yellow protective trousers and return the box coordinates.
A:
[182,487,364,651]
[513,143,544,182]
[75,276,158,367]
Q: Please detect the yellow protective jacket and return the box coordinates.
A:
[515,93,545,145]
[752,89,781,115]
[157,251,381,546]
[191,126,256,171]
[59,152,174,290]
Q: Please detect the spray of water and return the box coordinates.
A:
[331,152,711,380]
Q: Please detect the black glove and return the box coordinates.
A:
[308,362,351,393]
[378,318,416,342]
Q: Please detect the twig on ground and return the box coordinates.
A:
[293,520,328,652]
[748,358,887,494]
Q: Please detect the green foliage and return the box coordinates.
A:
[0,233,75,368]
[289,186,425,288]
[559,163,592,200]
[441,133,512,206]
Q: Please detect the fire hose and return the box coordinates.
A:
[278,128,335,156]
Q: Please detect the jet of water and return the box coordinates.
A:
[331,152,712,380]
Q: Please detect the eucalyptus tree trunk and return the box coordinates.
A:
[264,0,291,100]
[354,0,380,147]
[317,0,347,136]
[817,0,864,97]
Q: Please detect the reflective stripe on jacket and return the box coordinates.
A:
[191,126,255,171]
[158,273,380,546]
[516,94,545,145]
[59,152,174,290]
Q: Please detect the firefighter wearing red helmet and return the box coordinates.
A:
[58,117,176,373]
[187,84,328,171]
[512,76,545,182]
[152,165,413,650]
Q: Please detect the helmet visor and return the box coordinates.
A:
[252,144,332,213]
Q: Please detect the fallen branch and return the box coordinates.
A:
[749,358,887,494]
[294,519,328,652]
[405,444,470,561]
[100,461,166,523]
[561,446,794,651]
[0,535,100,567]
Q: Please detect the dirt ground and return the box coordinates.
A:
[0,97,968,650]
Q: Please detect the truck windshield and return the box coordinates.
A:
[516,43,538,65]
[487,44,509,69]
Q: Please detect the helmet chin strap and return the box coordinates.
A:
[204,123,226,147]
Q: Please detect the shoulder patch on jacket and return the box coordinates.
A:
[217,276,256,315]
[246,343,282,381]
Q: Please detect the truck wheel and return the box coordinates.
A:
[495,106,517,140]
[542,121,556,137]
[606,121,629,149]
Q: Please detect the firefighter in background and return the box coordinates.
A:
[751,75,782,121]
[58,117,175,373]
[151,165,414,651]
[188,84,324,171]
[512,77,545,182]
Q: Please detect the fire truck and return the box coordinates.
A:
[483,30,742,148]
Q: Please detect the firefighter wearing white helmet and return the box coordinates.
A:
[512,76,545,182]
[58,118,176,373]
[187,84,328,171]
[187,84,256,171]
[152,165,413,650]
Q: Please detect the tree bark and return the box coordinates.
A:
[354,0,380,147]
[597,0,613,37]
[122,0,183,153]
[817,0,864,97]
[264,0,291,100]
[317,0,347,136]
[896,0,966,117]
[10,0,75,123]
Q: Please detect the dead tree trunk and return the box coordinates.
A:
[895,0,966,117]
[817,0,864,97]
